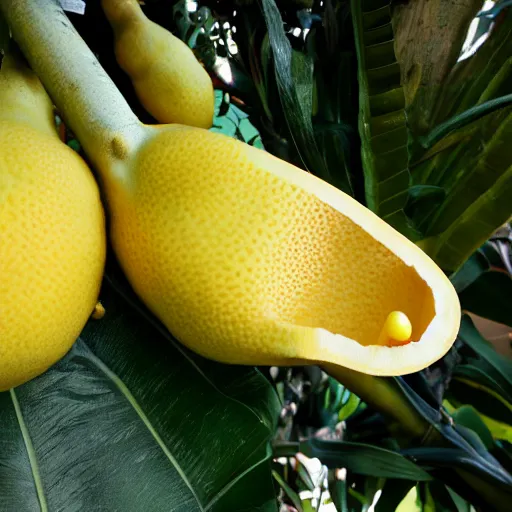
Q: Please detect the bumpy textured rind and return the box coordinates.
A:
[103,0,214,128]
[0,122,106,390]
[105,124,460,376]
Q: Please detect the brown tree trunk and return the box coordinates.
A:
[392,0,483,134]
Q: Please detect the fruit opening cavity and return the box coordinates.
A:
[269,196,435,348]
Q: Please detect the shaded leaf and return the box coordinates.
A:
[447,371,512,425]
[458,270,512,328]
[458,315,512,400]
[261,0,330,181]
[327,469,349,512]
[423,480,470,512]
[300,439,432,481]
[0,268,280,512]
[450,248,491,292]
[272,470,303,512]
[451,405,495,450]
[350,0,415,237]
[375,479,415,512]
[420,94,512,149]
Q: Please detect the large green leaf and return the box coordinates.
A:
[419,109,512,271]
[450,242,512,327]
[459,270,512,328]
[300,439,432,481]
[405,10,512,271]
[0,263,280,512]
[458,315,512,401]
[260,0,331,182]
[350,0,415,237]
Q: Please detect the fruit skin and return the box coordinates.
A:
[0,50,106,391]
[1,0,459,377]
[104,124,460,377]
[101,0,214,129]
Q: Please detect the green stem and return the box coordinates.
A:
[420,94,512,150]
[322,364,432,441]
[0,0,148,173]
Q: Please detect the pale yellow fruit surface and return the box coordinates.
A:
[106,124,460,376]
[0,122,106,390]
[102,0,214,128]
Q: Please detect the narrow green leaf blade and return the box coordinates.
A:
[300,439,432,481]
[260,0,330,182]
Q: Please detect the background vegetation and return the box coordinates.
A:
[0,0,511,510]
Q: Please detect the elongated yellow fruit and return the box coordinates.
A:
[101,0,214,128]
[2,0,461,377]
[0,43,106,391]
[101,124,460,376]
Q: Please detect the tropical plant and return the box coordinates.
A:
[0,0,511,511]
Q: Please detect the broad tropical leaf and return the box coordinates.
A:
[0,261,280,512]
[350,0,414,236]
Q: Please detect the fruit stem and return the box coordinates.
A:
[0,0,147,173]
[322,363,431,441]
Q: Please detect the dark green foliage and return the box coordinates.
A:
[0,257,280,512]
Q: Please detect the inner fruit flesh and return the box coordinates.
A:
[269,198,435,347]
[118,128,434,352]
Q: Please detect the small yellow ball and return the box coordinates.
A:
[386,311,412,342]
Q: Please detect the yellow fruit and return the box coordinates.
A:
[2,0,460,378]
[101,0,214,128]
[104,124,460,376]
[0,46,106,391]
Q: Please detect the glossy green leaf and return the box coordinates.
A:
[447,372,512,425]
[351,0,414,236]
[452,406,495,450]
[300,439,431,481]
[420,110,512,271]
[450,248,491,292]
[0,268,280,512]
[338,393,361,422]
[260,0,330,182]
[458,270,512,328]
[458,315,512,400]
[272,470,303,512]
[375,479,415,512]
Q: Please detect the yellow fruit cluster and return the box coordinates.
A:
[0,0,461,391]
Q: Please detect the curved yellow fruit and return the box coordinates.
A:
[105,124,460,376]
[0,50,106,391]
[101,0,214,129]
